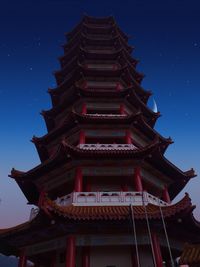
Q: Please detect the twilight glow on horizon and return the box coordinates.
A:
[0,0,200,228]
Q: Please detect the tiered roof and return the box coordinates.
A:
[0,16,199,256]
[8,15,196,205]
[44,192,194,221]
[1,192,200,254]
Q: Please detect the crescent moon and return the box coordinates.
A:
[152,98,158,113]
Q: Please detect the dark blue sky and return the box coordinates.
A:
[0,0,200,227]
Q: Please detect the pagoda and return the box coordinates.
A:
[0,15,199,267]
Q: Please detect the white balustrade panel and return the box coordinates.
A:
[86,114,127,118]
[78,144,137,150]
[29,191,169,220]
[55,192,169,207]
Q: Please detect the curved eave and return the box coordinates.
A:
[130,114,173,153]
[9,139,159,181]
[59,46,139,81]
[0,211,49,249]
[62,32,129,64]
[55,62,131,86]
[32,111,139,159]
[56,47,137,88]
[55,62,129,84]
[73,110,142,124]
[82,21,114,30]
[45,85,133,123]
[32,114,79,161]
[148,150,196,199]
[122,66,145,85]
[52,61,145,99]
[61,138,159,159]
[169,168,197,200]
[81,23,132,44]
[127,90,160,127]
[49,85,132,111]
[76,111,172,151]
[0,221,32,237]
[65,15,115,41]
[44,193,194,221]
[80,46,123,59]
[65,19,85,41]
[31,110,172,162]
[44,88,79,131]
[9,172,39,203]
[72,32,132,52]
[59,46,122,63]
[117,35,133,53]
[83,15,115,26]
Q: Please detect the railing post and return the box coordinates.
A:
[97,192,101,203]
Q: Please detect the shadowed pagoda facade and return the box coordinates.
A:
[0,15,199,267]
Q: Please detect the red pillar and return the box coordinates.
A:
[65,235,76,267]
[134,167,143,192]
[125,130,132,144]
[120,104,125,115]
[131,248,139,267]
[162,186,171,204]
[74,167,83,192]
[121,185,128,191]
[18,250,26,267]
[82,246,90,267]
[151,232,163,267]
[50,252,56,267]
[81,103,87,115]
[79,130,85,145]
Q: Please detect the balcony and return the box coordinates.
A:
[86,114,126,118]
[85,63,120,70]
[78,144,137,150]
[29,192,169,221]
[55,191,169,207]
[86,34,113,40]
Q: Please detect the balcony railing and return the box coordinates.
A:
[86,114,126,118]
[85,64,120,70]
[55,191,169,207]
[29,191,169,221]
[78,144,137,150]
